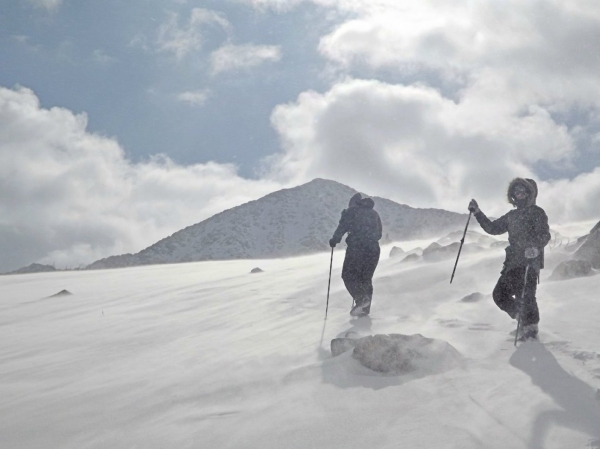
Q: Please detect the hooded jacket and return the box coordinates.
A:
[474,178,551,272]
[331,194,383,247]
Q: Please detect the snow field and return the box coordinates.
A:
[1,229,600,448]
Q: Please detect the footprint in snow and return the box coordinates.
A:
[468,323,494,331]
[436,318,467,328]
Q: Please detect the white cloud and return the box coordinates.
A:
[318,1,600,107]
[265,78,596,223]
[177,89,210,106]
[157,8,232,59]
[92,49,117,66]
[539,169,600,224]
[129,34,150,52]
[241,0,600,110]
[12,35,30,45]
[0,86,281,272]
[210,43,282,75]
[28,0,63,11]
[246,0,600,222]
[230,0,309,12]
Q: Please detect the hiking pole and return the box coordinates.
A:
[325,247,334,319]
[450,212,472,284]
[514,265,530,346]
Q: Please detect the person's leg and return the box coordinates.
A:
[342,245,362,305]
[342,278,362,304]
[347,243,381,315]
[492,268,523,319]
[360,244,380,314]
[520,268,539,327]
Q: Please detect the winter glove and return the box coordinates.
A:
[468,199,480,214]
[524,247,540,259]
[329,238,337,248]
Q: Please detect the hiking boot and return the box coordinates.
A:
[517,323,538,341]
[350,298,371,317]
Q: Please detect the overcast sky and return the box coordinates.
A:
[2,0,600,272]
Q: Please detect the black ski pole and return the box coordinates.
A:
[450,212,472,284]
[514,265,530,346]
[325,247,334,319]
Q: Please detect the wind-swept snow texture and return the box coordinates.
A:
[87,178,475,269]
[1,221,600,448]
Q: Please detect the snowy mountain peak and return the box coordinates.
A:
[87,179,472,270]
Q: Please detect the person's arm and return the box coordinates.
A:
[330,209,349,247]
[529,208,551,248]
[469,199,509,235]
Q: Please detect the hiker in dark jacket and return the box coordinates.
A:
[330,193,383,317]
[469,178,551,340]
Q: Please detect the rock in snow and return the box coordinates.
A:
[460,292,484,303]
[250,267,264,273]
[347,334,464,375]
[550,260,593,280]
[422,242,456,262]
[389,246,405,258]
[573,223,600,269]
[422,242,482,262]
[48,289,72,297]
[436,230,482,246]
[401,253,421,263]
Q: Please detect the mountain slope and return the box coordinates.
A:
[88,178,475,269]
[1,222,600,448]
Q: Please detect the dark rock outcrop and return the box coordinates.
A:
[48,289,72,298]
[460,292,484,303]
[400,253,420,263]
[348,334,463,375]
[573,223,600,269]
[436,230,482,246]
[389,246,405,258]
[422,242,482,262]
[550,260,593,280]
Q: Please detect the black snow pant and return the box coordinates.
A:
[341,241,380,314]
[493,266,539,326]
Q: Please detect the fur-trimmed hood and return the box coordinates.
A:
[507,178,538,207]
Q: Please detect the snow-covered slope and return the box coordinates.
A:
[88,178,475,269]
[1,221,599,448]
[574,221,600,268]
[7,263,57,274]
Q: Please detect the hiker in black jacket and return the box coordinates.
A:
[330,193,383,317]
[469,178,551,340]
